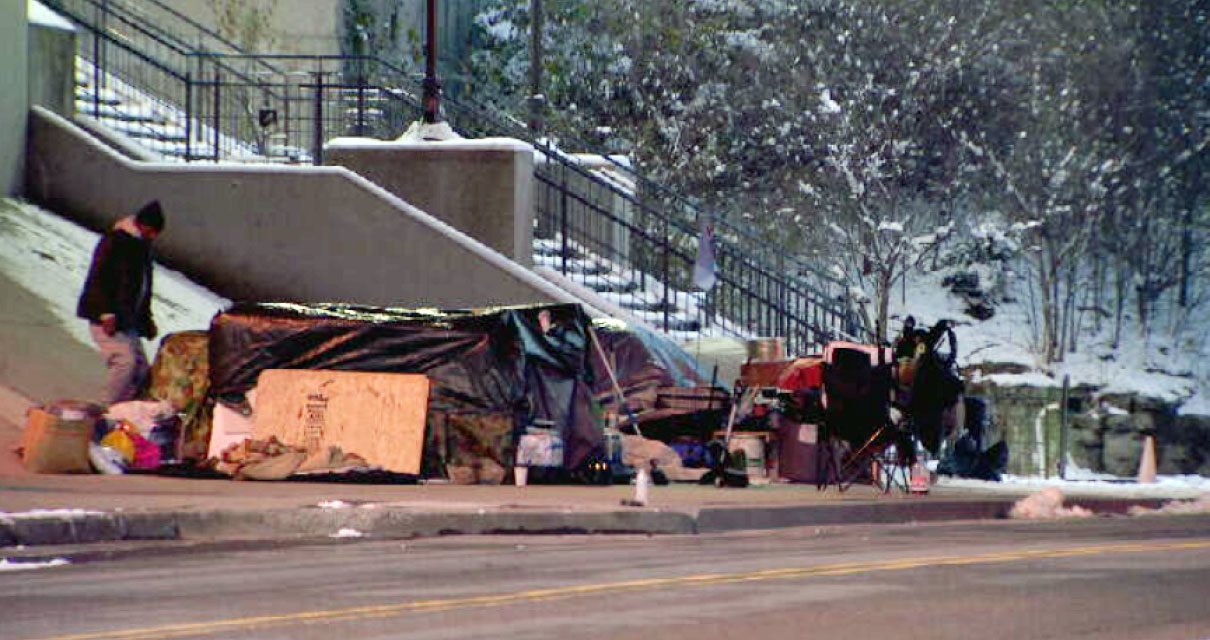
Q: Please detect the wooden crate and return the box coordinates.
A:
[252,369,430,474]
[655,386,731,411]
[739,360,792,388]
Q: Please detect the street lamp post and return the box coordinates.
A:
[422,0,442,123]
[528,0,544,134]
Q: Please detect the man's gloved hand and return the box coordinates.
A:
[146,320,158,340]
[100,314,117,337]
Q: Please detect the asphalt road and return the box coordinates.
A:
[4,515,1210,640]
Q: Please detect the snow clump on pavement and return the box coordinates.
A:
[1009,488,1093,519]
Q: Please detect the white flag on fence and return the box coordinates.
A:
[693,222,717,291]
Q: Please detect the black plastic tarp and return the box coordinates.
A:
[208,302,705,471]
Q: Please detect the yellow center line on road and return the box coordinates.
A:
[29,539,1210,640]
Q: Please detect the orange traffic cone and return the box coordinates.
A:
[1137,435,1157,484]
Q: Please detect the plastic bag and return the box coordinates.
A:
[89,443,126,474]
[100,429,136,464]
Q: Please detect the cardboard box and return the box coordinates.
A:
[252,369,430,474]
[22,408,92,474]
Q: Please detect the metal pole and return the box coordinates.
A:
[92,30,101,116]
[528,0,544,134]
[1059,374,1070,479]
[559,161,568,275]
[422,0,442,123]
[356,76,367,136]
[313,71,325,164]
[661,216,670,332]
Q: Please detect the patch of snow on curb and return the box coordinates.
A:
[0,509,106,520]
[1129,493,1210,517]
[0,558,71,572]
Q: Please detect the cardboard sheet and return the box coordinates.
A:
[252,369,430,474]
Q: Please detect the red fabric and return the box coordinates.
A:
[776,357,825,391]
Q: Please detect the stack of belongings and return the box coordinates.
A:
[91,399,181,474]
[205,303,709,485]
[771,357,826,483]
[19,398,184,475]
[893,318,966,457]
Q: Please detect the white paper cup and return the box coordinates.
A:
[514,466,528,486]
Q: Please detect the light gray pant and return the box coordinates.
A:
[89,323,150,404]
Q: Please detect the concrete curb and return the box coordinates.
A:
[1,507,698,547]
[2,496,1173,547]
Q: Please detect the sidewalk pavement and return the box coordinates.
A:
[1,462,1183,548]
[0,268,1191,549]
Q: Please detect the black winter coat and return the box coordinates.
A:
[76,226,156,337]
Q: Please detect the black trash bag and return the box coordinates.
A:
[938,433,1008,482]
[698,439,749,488]
[977,441,1009,481]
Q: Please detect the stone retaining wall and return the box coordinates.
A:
[968,378,1209,478]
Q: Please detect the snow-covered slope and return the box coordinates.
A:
[889,266,1209,413]
[0,199,228,354]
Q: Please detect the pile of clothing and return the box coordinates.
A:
[213,437,370,481]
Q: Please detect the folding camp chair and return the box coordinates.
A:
[816,341,915,492]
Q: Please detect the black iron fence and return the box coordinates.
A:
[43,0,865,354]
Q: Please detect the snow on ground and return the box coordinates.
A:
[0,557,71,572]
[0,509,105,519]
[0,199,229,355]
[939,474,1210,500]
[889,267,1209,411]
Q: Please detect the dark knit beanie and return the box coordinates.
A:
[135,200,165,232]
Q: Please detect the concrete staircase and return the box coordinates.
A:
[532,238,710,340]
[74,58,307,163]
[71,58,714,342]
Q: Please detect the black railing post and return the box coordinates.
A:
[184,72,193,162]
[356,76,367,136]
[661,215,670,332]
[212,72,221,162]
[98,0,108,89]
[313,71,325,164]
[559,158,569,275]
[91,29,101,116]
[1059,374,1070,479]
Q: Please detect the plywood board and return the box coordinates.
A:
[252,369,430,474]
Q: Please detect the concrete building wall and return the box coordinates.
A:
[28,17,76,117]
[1,0,29,196]
[160,1,476,88]
[25,107,578,311]
[170,0,342,56]
[325,142,534,265]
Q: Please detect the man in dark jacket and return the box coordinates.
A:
[76,201,165,404]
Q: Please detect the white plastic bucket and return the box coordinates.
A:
[729,434,767,479]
